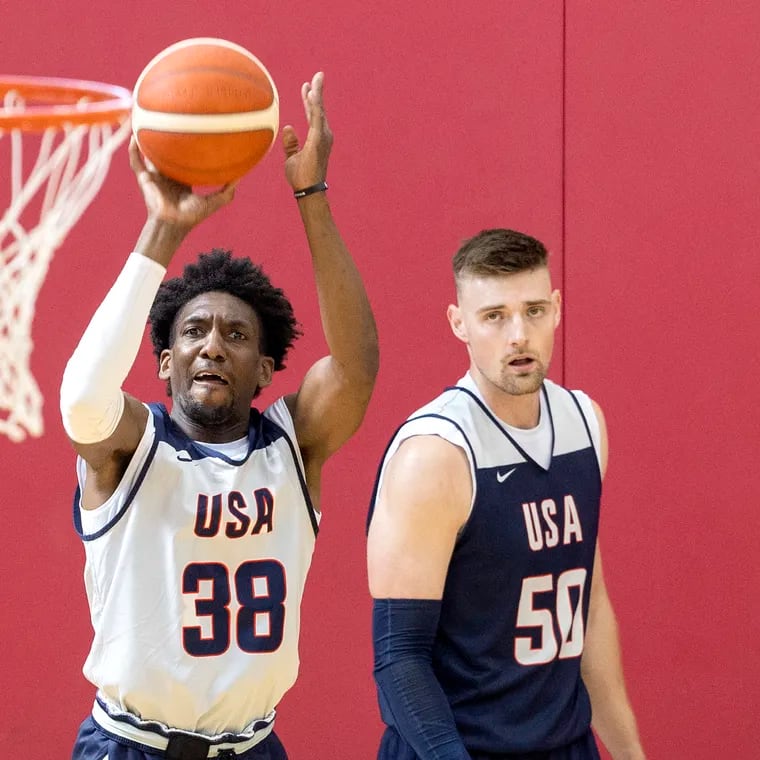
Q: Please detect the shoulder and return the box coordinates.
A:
[380,402,479,481]
[391,433,470,474]
[379,434,471,518]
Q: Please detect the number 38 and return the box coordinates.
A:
[182,559,286,657]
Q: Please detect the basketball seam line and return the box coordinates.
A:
[131,105,278,133]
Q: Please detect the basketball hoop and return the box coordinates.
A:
[0,76,132,442]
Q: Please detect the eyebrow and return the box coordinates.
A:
[180,314,255,329]
[476,298,552,314]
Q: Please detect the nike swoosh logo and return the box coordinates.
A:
[496,467,517,483]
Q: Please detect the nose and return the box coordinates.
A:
[200,327,226,360]
[506,314,527,346]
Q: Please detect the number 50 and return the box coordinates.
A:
[514,568,587,665]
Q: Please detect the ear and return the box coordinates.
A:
[158,349,172,381]
[551,289,562,328]
[257,356,275,390]
[447,304,468,343]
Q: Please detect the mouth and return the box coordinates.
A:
[506,355,537,370]
[193,371,229,386]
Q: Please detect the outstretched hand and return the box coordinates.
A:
[129,137,237,231]
[282,72,333,191]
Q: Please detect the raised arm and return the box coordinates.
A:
[59,140,235,507]
[281,72,379,473]
[367,435,473,759]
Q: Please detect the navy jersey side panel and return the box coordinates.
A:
[431,385,601,754]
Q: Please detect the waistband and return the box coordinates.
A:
[92,699,275,758]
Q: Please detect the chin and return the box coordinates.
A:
[501,372,545,396]
[183,397,237,428]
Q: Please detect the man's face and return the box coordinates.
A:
[159,290,274,434]
[447,267,561,397]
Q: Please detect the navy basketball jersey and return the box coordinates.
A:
[73,397,319,736]
[371,375,602,755]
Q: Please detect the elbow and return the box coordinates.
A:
[60,367,124,444]
[59,361,96,425]
[59,361,88,412]
[59,396,123,445]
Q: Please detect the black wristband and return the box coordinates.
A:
[293,181,328,199]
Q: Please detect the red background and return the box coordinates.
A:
[1,2,758,758]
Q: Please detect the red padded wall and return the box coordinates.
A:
[563,3,760,758]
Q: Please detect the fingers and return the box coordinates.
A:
[129,137,170,188]
[310,71,325,102]
[282,125,300,158]
[302,71,326,126]
[128,136,148,176]
[205,181,237,214]
[301,81,311,124]
[191,180,238,220]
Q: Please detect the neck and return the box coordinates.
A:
[469,371,542,429]
[170,403,251,443]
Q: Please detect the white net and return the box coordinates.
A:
[0,88,130,442]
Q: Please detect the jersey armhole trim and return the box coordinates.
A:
[279,431,319,538]
[367,412,479,535]
[568,390,603,490]
[73,406,161,542]
[264,398,319,539]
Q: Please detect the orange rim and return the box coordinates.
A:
[0,75,132,130]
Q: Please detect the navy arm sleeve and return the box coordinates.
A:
[373,598,471,760]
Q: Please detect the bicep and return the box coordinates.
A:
[367,436,472,599]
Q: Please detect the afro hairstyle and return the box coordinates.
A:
[148,249,302,371]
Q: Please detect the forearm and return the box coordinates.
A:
[134,216,191,267]
[594,713,644,759]
[582,602,645,759]
[584,660,645,759]
[296,193,378,382]
[59,247,165,443]
[373,599,471,760]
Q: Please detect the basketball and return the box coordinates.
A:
[131,38,279,186]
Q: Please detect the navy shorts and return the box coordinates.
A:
[378,727,600,760]
[72,715,288,760]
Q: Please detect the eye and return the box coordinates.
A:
[230,330,247,341]
[527,305,546,318]
[183,325,203,338]
[484,311,502,322]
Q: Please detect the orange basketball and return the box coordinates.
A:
[131,38,279,186]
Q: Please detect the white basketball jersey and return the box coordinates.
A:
[74,398,319,735]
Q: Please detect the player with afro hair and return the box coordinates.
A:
[149,248,302,385]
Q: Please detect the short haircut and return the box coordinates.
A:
[149,249,301,371]
[452,228,548,284]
